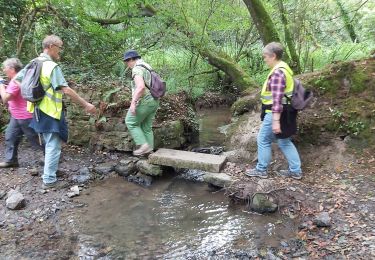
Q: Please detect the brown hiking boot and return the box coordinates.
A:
[133,144,152,156]
[0,161,19,168]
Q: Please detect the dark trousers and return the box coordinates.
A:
[4,117,43,163]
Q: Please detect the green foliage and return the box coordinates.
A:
[103,87,122,102]
[330,108,366,136]
[305,42,373,72]
[1,0,374,100]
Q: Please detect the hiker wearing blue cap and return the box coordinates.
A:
[123,50,160,156]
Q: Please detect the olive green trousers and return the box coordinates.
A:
[125,97,159,149]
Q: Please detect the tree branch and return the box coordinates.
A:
[88,4,157,25]
[188,69,220,79]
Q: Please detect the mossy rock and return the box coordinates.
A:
[250,193,278,214]
[231,95,259,116]
[297,58,375,148]
[304,58,375,97]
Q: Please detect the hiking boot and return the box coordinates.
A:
[277,170,302,180]
[42,181,69,190]
[245,168,268,178]
[56,169,66,177]
[133,144,152,156]
[0,161,19,168]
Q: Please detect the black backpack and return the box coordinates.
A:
[135,64,166,98]
[20,58,56,102]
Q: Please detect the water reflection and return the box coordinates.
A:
[196,108,232,147]
[74,177,295,259]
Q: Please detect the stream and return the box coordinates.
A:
[196,108,232,147]
[68,107,296,259]
[72,177,295,259]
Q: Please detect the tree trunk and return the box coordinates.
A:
[243,0,280,45]
[173,13,258,91]
[277,0,301,73]
[334,0,359,43]
[243,0,291,64]
[198,46,258,90]
[0,25,3,52]
[16,9,36,58]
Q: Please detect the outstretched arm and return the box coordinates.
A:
[61,86,96,114]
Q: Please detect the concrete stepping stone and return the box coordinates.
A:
[149,148,226,172]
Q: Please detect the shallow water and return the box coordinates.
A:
[196,108,232,147]
[74,177,296,259]
[69,107,294,259]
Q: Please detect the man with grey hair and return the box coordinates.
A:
[16,34,97,189]
[0,58,43,167]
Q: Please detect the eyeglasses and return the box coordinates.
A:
[52,44,64,50]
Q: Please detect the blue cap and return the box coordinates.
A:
[123,50,141,61]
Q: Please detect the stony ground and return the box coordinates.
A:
[0,134,375,259]
[223,138,375,259]
[0,139,122,259]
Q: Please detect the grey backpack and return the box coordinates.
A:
[135,64,166,98]
[288,78,313,110]
[20,58,52,102]
[280,67,313,110]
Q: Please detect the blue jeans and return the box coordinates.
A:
[256,113,302,173]
[42,133,61,184]
[4,117,43,163]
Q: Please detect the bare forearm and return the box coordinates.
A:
[272,112,281,121]
[0,84,11,103]
[131,87,145,104]
[131,75,146,104]
[62,86,89,108]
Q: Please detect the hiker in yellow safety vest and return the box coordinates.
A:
[245,42,302,180]
[15,35,97,189]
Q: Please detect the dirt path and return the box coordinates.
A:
[0,139,115,259]
[223,138,375,258]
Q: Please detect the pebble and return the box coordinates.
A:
[314,211,332,227]
[67,186,80,198]
[6,189,26,210]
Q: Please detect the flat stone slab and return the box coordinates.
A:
[149,148,226,173]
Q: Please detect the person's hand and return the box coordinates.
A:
[130,102,136,115]
[272,120,281,134]
[85,103,97,115]
[0,77,6,85]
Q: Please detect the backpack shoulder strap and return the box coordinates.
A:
[133,64,152,89]
[135,64,153,72]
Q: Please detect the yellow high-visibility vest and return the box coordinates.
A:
[260,61,294,112]
[27,60,63,120]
